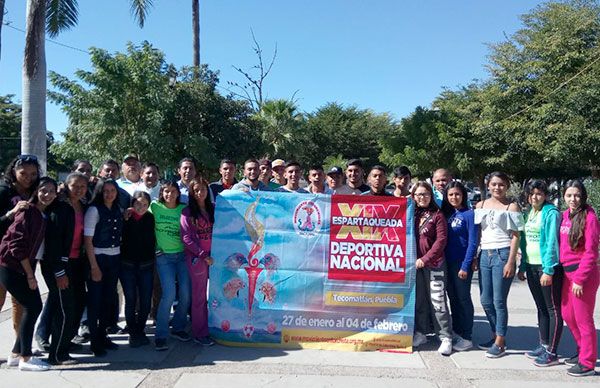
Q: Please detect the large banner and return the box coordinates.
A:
[208,191,416,351]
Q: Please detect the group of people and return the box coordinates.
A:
[0,154,597,378]
[412,168,598,378]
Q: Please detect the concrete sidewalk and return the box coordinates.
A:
[0,273,599,387]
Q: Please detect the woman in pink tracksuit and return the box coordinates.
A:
[180,177,215,346]
[559,180,599,377]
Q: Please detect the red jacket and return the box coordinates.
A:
[415,208,447,268]
[0,206,47,274]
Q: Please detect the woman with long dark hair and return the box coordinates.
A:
[517,179,563,367]
[0,155,41,339]
[0,177,57,371]
[181,178,215,346]
[151,181,190,351]
[120,191,156,348]
[411,181,453,355]
[84,179,123,357]
[559,180,599,377]
[442,181,478,352]
[474,172,523,358]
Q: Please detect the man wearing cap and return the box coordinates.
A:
[307,165,333,194]
[209,159,238,204]
[336,159,370,195]
[326,166,344,193]
[232,159,271,192]
[362,165,393,196]
[277,161,309,193]
[258,159,281,190]
[271,159,287,186]
[117,154,142,196]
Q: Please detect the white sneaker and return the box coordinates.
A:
[453,337,473,351]
[438,337,453,356]
[7,354,19,367]
[18,357,50,372]
[412,331,428,347]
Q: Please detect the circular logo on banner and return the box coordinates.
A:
[293,200,322,237]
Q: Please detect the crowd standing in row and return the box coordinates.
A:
[0,154,597,378]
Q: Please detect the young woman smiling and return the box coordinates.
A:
[0,177,57,371]
[151,181,191,351]
[559,180,599,377]
[84,179,123,357]
[517,180,563,367]
[474,172,524,358]
[442,181,478,352]
[411,181,453,356]
[181,178,215,346]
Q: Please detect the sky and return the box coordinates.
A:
[1,0,545,139]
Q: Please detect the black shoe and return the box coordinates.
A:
[155,338,168,351]
[129,335,143,348]
[91,346,107,357]
[564,354,579,366]
[69,342,84,353]
[170,330,191,342]
[35,335,50,352]
[567,363,595,377]
[106,324,123,335]
[118,325,130,335]
[103,338,119,350]
[139,334,151,346]
[48,356,79,366]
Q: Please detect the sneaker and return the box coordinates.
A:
[567,363,595,377]
[69,342,84,353]
[478,338,495,350]
[106,324,123,335]
[534,351,560,367]
[171,331,191,342]
[103,338,119,350]
[194,336,215,346]
[72,333,90,345]
[525,344,546,360]
[486,344,506,358]
[412,331,428,347]
[7,354,19,367]
[438,337,453,356]
[18,357,50,372]
[564,354,579,366]
[453,337,473,352]
[155,338,169,351]
[118,325,130,335]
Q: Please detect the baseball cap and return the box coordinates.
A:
[123,154,139,163]
[272,159,285,168]
[327,166,343,176]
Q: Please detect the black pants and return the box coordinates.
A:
[0,265,42,357]
[40,260,76,362]
[526,264,564,354]
[446,259,474,340]
[86,254,120,351]
[37,257,87,344]
[415,264,452,339]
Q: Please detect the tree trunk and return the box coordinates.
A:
[21,0,47,172]
[192,0,200,77]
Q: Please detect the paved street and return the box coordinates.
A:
[1,269,599,387]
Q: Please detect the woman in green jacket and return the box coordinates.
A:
[518,179,563,367]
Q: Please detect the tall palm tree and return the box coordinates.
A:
[192,0,199,74]
[21,0,153,171]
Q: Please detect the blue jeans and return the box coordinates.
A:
[446,259,474,340]
[155,252,191,340]
[87,254,120,350]
[120,264,154,337]
[479,247,513,337]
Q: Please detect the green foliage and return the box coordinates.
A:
[0,95,21,170]
[584,179,600,215]
[301,102,397,169]
[255,99,304,159]
[49,42,257,172]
